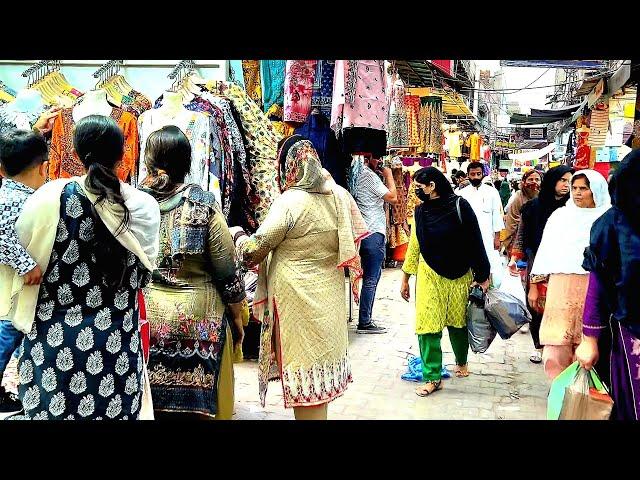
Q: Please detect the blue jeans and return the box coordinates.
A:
[0,320,22,379]
[358,233,386,328]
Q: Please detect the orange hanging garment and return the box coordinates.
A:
[49,108,139,182]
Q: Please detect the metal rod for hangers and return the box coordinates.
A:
[21,60,49,77]
[92,60,121,78]
[5,60,221,69]
[168,60,192,79]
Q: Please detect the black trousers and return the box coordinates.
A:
[529,306,543,350]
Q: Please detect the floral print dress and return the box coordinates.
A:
[12,182,151,420]
[142,186,245,417]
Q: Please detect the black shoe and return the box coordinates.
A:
[0,386,22,413]
[356,322,387,334]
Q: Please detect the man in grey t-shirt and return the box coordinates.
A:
[351,157,397,334]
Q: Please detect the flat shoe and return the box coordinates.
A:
[415,380,443,397]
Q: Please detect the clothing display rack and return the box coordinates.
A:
[21,60,59,87]
[92,60,124,87]
[167,60,197,91]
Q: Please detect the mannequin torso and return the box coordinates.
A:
[73,90,112,122]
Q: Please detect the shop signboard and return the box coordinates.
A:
[526,128,547,140]
[495,140,517,148]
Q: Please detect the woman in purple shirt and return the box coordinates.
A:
[576,150,640,420]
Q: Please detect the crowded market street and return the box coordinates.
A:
[0,59,637,421]
[232,268,549,420]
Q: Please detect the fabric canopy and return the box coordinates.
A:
[529,104,582,117]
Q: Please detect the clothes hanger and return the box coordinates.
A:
[0,89,13,103]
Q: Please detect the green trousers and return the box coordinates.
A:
[418,326,469,381]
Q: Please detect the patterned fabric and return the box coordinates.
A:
[405,95,421,147]
[261,60,286,114]
[205,81,282,159]
[0,179,36,275]
[153,95,224,181]
[418,97,443,154]
[49,108,139,182]
[204,81,283,225]
[205,95,256,232]
[294,111,346,188]
[402,226,473,335]
[284,60,317,123]
[137,108,213,193]
[311,60,336,118]
[278,139,325,191]
[331,60,387,133]
[120,90,152,118]
[388,166,409,248]
[387,77,409,147]
[242,60,263,109]
[574,130,591,170]
[13,182,150,420]
[143,185,245,417]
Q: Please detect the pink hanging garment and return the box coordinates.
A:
[284,60,317,123]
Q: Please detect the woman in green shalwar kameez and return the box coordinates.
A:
[400,168,490,397]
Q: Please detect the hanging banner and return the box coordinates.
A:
[508,143,555,161]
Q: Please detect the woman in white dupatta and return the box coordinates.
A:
[530,169,611,379]
[8,115,159,420]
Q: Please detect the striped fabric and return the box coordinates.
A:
[589,107,609,148]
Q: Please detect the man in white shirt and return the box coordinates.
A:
[458,162,505,287]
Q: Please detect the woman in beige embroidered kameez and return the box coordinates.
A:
[234,135,368,420]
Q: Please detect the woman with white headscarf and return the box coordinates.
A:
[530,169,611,379]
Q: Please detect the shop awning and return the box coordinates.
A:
[508,144,555,161]
[510,113,571,125]
[396,61,439,87]
[529,104,582,117]
[406,87,475,117]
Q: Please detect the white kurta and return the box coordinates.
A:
[458,184,505,286]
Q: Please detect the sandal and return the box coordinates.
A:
[530,350,543,364]
[454,364,469,378]
[415,380,443,397]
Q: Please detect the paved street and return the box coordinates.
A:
[2,267,550,420]
[232,266,550,420]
